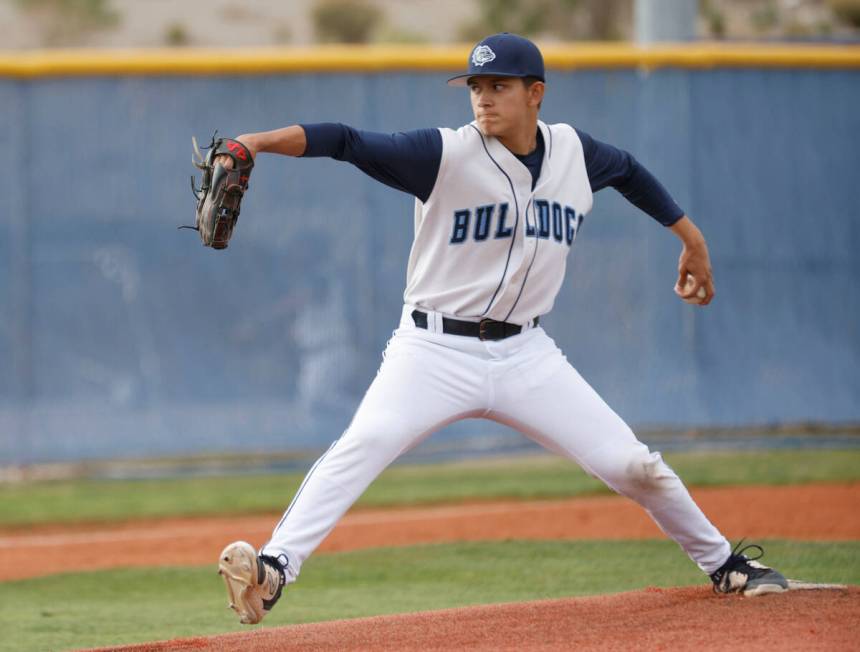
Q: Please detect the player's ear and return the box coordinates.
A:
[524,78,545,109]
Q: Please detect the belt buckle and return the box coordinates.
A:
[479,318,499,341]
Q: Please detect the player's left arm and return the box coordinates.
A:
[575,127,714,305]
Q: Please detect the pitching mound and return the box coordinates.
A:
[94,585,859,652]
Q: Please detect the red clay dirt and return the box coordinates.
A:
[4,482,859,651]
[94,586,860,652]
[0,482,857,582]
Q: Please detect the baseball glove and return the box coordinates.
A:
[182,133,254,249]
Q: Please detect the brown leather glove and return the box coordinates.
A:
[183,134,254,250]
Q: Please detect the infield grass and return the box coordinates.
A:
[1,450,859,528]
[0,539,856,652]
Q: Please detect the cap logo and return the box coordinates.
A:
[471,45,496,67]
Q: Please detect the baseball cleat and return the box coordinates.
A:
[710,540,788,597]
[218,541,285,624]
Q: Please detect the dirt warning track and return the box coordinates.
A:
[1,482,858,581]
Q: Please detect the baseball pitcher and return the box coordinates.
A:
[210,33,787,625]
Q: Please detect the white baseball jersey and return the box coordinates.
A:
[404,120,592,325]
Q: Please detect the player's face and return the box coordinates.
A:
[468,76,539,138]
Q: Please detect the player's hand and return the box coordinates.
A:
[674,238,715,306]
[214,134,258,169]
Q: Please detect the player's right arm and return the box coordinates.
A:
[213,126,304,169]
[230,123,442,203]
[235,125,307,158]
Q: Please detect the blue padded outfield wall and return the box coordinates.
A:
[0,65,858,463]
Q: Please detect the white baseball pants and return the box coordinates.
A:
[262,305,731,581]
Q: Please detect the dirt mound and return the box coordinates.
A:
[2,482,858,581]
[90,586,860,652]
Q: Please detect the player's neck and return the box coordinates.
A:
[496,119,539,156]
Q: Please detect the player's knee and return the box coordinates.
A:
[595,445,679,496]
[623,447,679,494]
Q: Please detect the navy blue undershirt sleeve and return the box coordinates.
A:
[301,123,442,203]
[575,128,685,227]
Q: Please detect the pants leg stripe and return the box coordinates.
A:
[269,437,341,539]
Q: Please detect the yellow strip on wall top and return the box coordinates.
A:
[0,43,858,78]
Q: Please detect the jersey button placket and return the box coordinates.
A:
[492,191,529,319]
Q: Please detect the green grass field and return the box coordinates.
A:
[1,449,858,528]
[1,449,858,651]
[1,540,857,652]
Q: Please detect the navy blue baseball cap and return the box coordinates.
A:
[448,32,545,86]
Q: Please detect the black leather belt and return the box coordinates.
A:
[411,310,538,341]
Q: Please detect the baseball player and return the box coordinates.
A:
[216,33,787,625]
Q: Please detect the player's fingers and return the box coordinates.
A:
[700,278,716,306]
[215,154,234,169]
[674,269,689,297]
[679,273,702,299]
[687,278,702,298]
[682,272,713,306]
